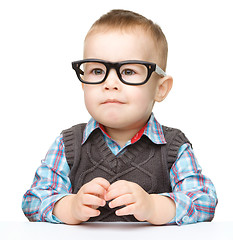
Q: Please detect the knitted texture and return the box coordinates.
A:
[62,124,191,222]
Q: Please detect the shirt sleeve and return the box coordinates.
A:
[22,134,72,223]
[160,143,218,225]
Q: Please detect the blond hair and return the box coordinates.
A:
[85,9,168,71]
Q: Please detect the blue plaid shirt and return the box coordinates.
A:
[22,113,217,225]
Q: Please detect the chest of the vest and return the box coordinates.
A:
[68,133,171,222]
[71,133,170,191]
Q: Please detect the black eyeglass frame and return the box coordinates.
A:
[71,59,166,86]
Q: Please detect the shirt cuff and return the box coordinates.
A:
[159,192,197,225]
[39,193,71,223]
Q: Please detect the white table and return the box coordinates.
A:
[0,221,232,240]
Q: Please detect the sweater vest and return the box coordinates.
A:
[62,124,191,222]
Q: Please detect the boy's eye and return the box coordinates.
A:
[121,69,135,76]
[91,68,105,75]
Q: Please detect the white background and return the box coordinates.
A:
[0,0,232,222]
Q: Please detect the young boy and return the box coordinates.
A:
[22,9,217,225]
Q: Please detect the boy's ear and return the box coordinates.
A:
[154,75,173,102]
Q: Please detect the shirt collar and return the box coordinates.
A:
[82,113,166,145]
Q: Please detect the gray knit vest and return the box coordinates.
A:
[62,124,191,222]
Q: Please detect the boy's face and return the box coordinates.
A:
[82,28,165,132]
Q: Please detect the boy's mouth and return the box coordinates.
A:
[102,99,125,104]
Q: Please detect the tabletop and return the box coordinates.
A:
[0,221,232,240]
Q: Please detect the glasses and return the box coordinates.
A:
[72,59,166,85]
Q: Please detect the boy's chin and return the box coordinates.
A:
[100,120,140,131]
[100,121,126,130]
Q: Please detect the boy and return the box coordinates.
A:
[22,9,217,225]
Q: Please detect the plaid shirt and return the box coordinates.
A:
[22,113,217,225]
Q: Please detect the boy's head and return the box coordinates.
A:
[85,9,168,71]
[74,9,173,137]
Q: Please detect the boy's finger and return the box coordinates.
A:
[107,180,128,191]
[106,182,133,201]
[115,204,134,216]
[83,183,106,197]
[91,177,110,190]
[82,177,110,197]
[81,206,101,219]
[109,194,134,209]
[82,194,106,207]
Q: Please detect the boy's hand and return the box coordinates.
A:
[105,180,154,222]
[54,178,175,225]
[71,177,110,222]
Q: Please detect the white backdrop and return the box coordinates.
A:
[0,0,232,222]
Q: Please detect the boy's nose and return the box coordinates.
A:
[103,69,121,90]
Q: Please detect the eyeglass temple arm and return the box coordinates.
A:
[155,65,166,77]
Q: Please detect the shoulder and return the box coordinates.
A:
[162,125,192,148]
[60,123,87,166]
[162,126,193,169]
[61,123,87,148]
[61,123,87,136]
